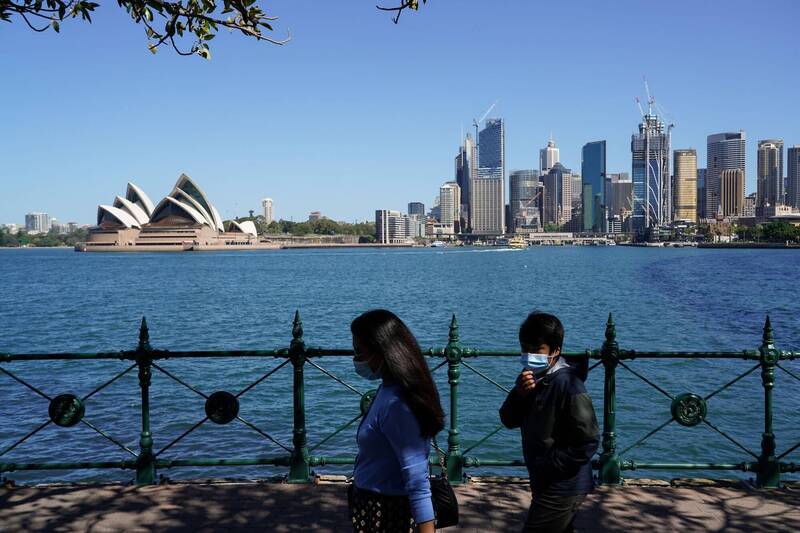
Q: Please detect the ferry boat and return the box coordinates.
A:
[509,236,528,249]
[430,240,447,247]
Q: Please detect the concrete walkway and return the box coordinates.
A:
[2,479,799,532]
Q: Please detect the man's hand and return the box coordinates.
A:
[515,370,536,396]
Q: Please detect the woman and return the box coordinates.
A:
[349,309,445,533]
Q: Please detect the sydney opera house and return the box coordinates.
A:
[77,174,263,251]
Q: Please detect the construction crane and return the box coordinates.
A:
[634,77,678,231]
[522,190,542,209]
[643,76,655,115]
[473,100,499,142]
[635,97,645,117]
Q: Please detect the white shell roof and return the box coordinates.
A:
[174,174,224,231]
[126,182,155,216]
[97,204,141,228]
[228,220,258,237]
[98,176,227,231]
[113,196,150,225]
[150,196,209,226]
[238,220,258,237]
[170,187,216,228]
[209,205,224,232]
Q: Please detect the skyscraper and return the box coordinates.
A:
[697,168,707,220]
[438,182,461,230]
[581,141,607,231]
[631,113,671,231]
[788,146,800,209]
[571,174,583,215]
[539,136,559,176]
[673,149,698,222]
[472,118,505,235]
[605,173,633,222]
[456,133,477,226]
[707,132,746,218]
[542,163,572,227]
[757,139,784,208]
[408,202,425,217]
[261,198,274,224]
[509,170,539,233]
[720,169,745,217]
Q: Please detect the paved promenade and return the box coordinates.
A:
[2,478,799,532]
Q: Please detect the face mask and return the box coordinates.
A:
[520,352,556,373]
[354,359,381,380]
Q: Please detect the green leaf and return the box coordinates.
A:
[52,19,60,32]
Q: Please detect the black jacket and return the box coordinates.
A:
[499,363,599,495]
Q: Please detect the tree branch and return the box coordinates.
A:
[376,0,420,24]
[18,9,49,31]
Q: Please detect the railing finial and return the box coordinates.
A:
[762,315,774,347]
[292,310,304,341]
[138,317,150,350]
[448,314,459,344]
[605,313,616,344]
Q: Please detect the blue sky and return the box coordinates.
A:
[1,0,798,225]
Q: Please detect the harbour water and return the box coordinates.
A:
[1,246,799,484]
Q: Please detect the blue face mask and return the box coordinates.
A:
[520,352,556,373]
[354,359,381,380]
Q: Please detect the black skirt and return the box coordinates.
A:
[348,484,415,533]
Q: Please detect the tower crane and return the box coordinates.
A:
[473,100,499,141]
[635,97,645,117]
[643,76,654,115]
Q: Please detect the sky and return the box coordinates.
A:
[1,0,799,225]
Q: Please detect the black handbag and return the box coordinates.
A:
[430,437,459,528]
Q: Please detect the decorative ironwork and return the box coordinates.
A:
[670,393,707,427]
[48,394,85,427]
[205,391,239,425]
[0,311,798,490]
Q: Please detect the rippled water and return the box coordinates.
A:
[1,247,799,484]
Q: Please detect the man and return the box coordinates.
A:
[499,312,599,532]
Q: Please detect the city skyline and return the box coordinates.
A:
[1,1,798,224]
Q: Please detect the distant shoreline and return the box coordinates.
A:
[697,242,800,249]
[2,242,799,251]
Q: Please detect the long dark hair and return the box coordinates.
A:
[351,309,445,438]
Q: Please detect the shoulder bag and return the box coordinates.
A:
[430,436,459,528]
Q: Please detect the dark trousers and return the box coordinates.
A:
[523,491,585,533]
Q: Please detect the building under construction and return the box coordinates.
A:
[631,84,672,236]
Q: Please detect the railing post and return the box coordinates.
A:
[757,316,780,488]
[288,310,311,483]
[135,317,156,485]
[444,314,463,484]
[598,313,621,485]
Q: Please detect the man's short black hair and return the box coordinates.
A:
[519,312,564,353]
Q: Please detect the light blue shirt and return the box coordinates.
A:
[353,383,434,524]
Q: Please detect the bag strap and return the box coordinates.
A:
[431,435,448,481]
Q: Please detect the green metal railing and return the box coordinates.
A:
[1,312,799,487]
